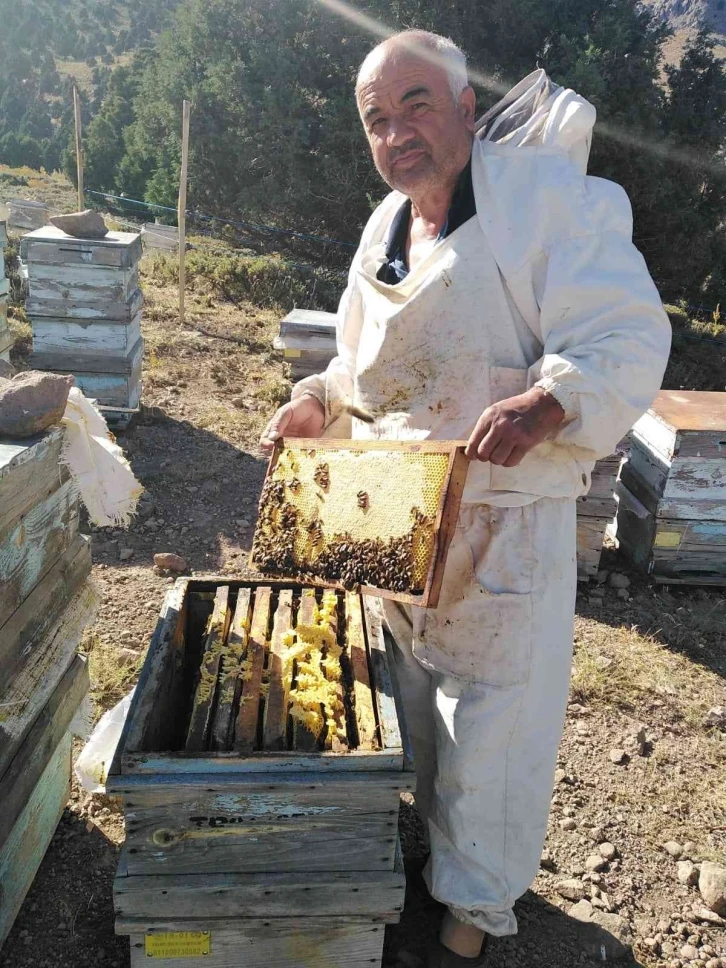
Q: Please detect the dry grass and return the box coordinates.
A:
[83,631,143,716]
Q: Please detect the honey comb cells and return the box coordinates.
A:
[251,444,451,594]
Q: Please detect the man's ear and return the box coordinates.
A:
[459,86,476,128]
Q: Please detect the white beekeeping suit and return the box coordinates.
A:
[293,71,670,935]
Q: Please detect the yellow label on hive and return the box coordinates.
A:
[283,349,302,358]
[654,531,681,549]
[145,932,210,958]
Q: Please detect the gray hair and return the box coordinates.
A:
[357,30,469,101]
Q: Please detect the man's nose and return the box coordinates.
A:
[387,114,416,146]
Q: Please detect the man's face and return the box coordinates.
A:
[357,50,475,197]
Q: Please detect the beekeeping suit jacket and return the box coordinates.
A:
[292,70,670,936]
[294,69,671,492]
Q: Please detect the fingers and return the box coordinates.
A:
[260,404,292,453]
[465,410,492,460]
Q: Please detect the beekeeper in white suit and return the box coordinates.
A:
[261,30,670,967]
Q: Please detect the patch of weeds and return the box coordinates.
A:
[84,631,143,715]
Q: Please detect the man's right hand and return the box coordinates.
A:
[259,394,326,454]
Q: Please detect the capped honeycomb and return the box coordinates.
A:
[251,442,453,594]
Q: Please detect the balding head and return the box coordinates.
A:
[357,31,469,101]
[356,31,476,200]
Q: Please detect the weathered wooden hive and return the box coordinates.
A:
[0,428,98,945]
[575,453,621,579]
[22,226,144,425]
[274,308,337,381]
[0,221,10,363]
[108,577,412,968]
[616,390,726,584]
[7,199,48,232]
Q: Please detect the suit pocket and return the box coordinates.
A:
[412,512,533,686]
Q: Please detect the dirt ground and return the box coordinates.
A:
[1,273,726,968]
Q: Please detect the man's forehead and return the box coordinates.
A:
[357,53,447,110]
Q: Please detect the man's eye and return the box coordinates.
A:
[370,118,386,130]
[411,102,428,112]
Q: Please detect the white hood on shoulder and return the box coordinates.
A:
[475,69,596,174]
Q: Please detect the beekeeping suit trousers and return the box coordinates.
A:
[382,498,576,935]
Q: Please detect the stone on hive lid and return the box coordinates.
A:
[0,371,74,438]
[49,209,109,240]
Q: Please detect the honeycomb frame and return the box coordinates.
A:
[251,438,469,608]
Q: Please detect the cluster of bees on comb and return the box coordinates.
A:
[252,453,435,594]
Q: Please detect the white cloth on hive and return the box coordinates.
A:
[60,387,143,527]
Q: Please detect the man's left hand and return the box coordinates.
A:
[465,387,566,467]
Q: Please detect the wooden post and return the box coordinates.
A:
[73,87,84,212]
[178,99,191,326]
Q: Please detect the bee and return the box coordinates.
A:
[288,477,301,493]
[357,490,369,510]
[313,462,330,489]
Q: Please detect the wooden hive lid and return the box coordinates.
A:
[0,426,64,477]
[22,226,141,248]
[648,390,726,434]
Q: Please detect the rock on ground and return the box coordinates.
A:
[699,863,726,917]
[153,552,187,573]
[677,861,699,887]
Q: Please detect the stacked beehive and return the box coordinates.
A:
[7,199,48,232]
[616,390,726,584]
[22,226,144,424]
[108,578,412,968]
[576,453,622,579]
[0,428,98,944]
[274,308,337,381]
[0,221,10,362]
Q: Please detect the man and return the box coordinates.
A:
[261,31,670,966]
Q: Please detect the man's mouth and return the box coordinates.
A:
[391,148,427,169]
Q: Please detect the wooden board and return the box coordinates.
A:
[212,588,252,752]
[126,922,385,968]
[262,589,294,751]
[26,261,139,293]
[0,655,88,850]
[186,586,232,752]
[31,336,144,375]
[20,227,142,269]
[252,438,469,609]
[31,313,142,357]
[0,730,71,945]
[576,516,609,580]
[112,581,189,768]
[0,478,79,629]
[278,308,337,339]
[117,772,401,876]
[0,535,92,688]
[0,580,97,781]
[71,369,142,410]
[114,838,404,922]
[26,285,144,322]
[233,587,271,754]
[647,390,726,435]
[363,599,414,771]
[346,593,378,750]
[0,428,68,537]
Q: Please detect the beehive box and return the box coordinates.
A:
[22,227,144,425]
[108,578,411,967]
[0,427,97,944]
[575,453,621,579]
[274,308,337,381]
[7,198,48,232]
[252,438,469,607]
[616,390,726,583]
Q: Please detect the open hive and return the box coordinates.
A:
[251,438,469,607]
[183,582,384,755]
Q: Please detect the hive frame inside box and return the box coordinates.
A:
[254,437,470,608]
[108,577,414,778]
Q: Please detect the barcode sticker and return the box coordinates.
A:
[145,932,210,958]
